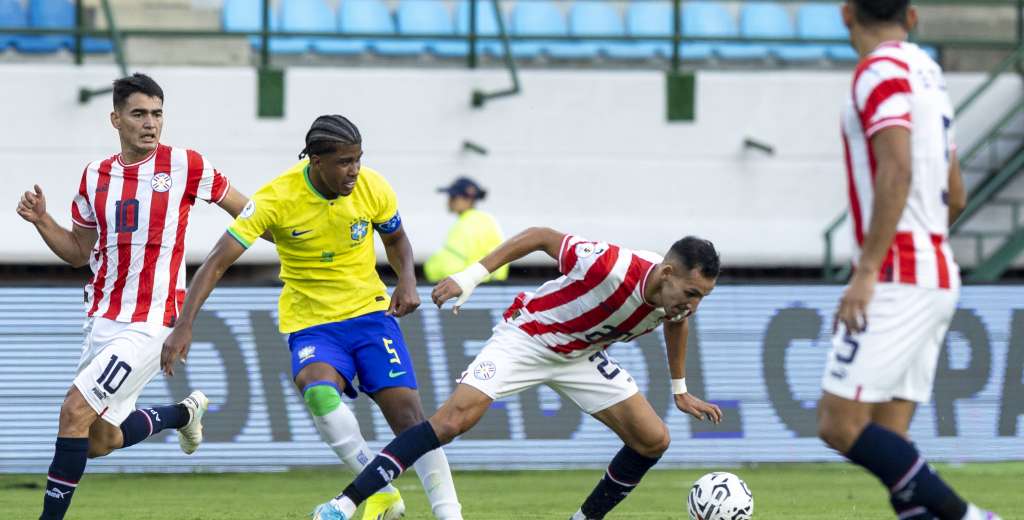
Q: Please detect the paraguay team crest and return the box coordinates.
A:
[151,173,172,193]
[350,218,369,242]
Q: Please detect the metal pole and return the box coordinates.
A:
[468,0,478,69]
[99,0,126,77]
[73,0,83,65]
[261,0,270,69]
[671,0,681,74]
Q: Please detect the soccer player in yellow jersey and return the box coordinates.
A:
[160,115,463,520]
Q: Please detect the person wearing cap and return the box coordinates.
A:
[160,115,463,520]
[424,177,509,284]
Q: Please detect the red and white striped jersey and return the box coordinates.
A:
[70,144,230,327]
[503,234,671,357]
[842,41,960,290]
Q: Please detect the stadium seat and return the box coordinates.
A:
[0,0,27,51]
[276,0,336,55]
[337,0,425,57]
[568,1,629,60]
[394,0,456,57]
[454,0,506,58]
[510,1,594,59]
[17,0,111,54]
[682,1,765,61]
[335,0,398,56]
[796,4,858,62]
[739,3,806,62]
[222,0,282,51]
[624,2,673,59]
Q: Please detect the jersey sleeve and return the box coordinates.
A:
[854,56,913,138]
[187,150,230,204]
[226,188,276,249]
[70,166,96,228]
[370,173,402,234]
[558,234,619,281]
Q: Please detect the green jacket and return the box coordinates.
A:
[424,209,509,283]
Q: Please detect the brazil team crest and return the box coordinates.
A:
[350,218,369,242]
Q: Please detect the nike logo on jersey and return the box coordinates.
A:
[388,369,407,378]
[291,229,312,237]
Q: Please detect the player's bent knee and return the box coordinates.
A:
[303,384,343,417]
[816,416,860,453]
[429,410,471,444]
[58,396,97,436]
[635,424,671,458]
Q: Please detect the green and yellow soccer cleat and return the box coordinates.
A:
[360,489,405,520]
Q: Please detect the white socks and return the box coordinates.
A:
[413,448,463,520]
[963,504,999,520]
[312,403,398,494]
[571,509,588,520]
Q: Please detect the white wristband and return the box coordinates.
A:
[449,262,491,309]
[671,378,688,395]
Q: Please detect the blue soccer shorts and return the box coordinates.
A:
[287,311,418,398]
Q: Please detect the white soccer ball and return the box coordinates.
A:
[686,471,753,520]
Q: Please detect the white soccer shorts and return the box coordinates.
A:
[458,322,639,414]
[72,317,172,426]
[821,283,958,403]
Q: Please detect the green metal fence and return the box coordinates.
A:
[822,42,1024,282]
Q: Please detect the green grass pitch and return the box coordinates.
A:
[3,463,1021,519]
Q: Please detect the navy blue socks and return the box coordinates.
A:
[579,445,661,519]
[119,404,189,448]
[847,424,966,520]
[40,437,89,520]
[341,421,442,505]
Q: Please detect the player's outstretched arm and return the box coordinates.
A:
[379,225,420,318]
[161,232,246,376]
[16,184,97,267]
[838,127,912,334]
[431,226,564,312]
[665,319,722,424]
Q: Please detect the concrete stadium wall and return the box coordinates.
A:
[0,64,1018,267]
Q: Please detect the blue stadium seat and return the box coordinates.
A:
[276,0,336,55]
[624,2,673,59]
[339,0,423,57]
[796,4,858,62]
[510,1,580,59]
[336,0,396,56]
[394,0,456,57]
[222,0,281,51]
[569,1,631,60]
[454,0,506,58]
[17,0,111,54]
[0,0,27,51]
[682,1,765,61]
[739,3,807,62]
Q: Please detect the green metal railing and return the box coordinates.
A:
[822,42,1024,281]
[3,0,1022,80]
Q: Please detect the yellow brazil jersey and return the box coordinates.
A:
[227,161,400,333]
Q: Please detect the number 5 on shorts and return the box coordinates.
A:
[836,335,860,364]
[96,354,133,394]
[382,338,401,365]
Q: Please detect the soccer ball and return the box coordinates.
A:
[687,471,753,520]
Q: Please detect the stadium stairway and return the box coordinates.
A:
[948,58,1024,281]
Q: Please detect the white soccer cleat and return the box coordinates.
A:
[177,390,209,455]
